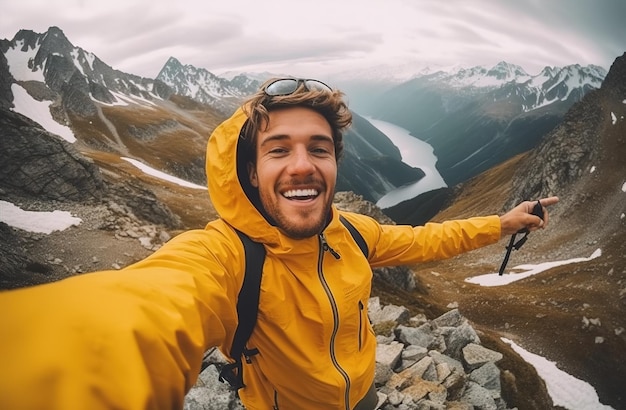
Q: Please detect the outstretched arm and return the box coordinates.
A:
[0,228,240,410]
[499,196,559,237]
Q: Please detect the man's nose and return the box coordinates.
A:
[288,147,315,174]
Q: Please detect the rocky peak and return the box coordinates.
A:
[3,27,174,116]
[487,61,528,81]
[156,56,261,113]
[35,26,75,68]
[0,52,14,109]
[7,29,44,52]
[601,52,626,97]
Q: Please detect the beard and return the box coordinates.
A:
[272,203,331,239]
[258,179,334,239]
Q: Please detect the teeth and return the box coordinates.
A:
[283,189,318,198]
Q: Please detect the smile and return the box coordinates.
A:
[282,188,319,200]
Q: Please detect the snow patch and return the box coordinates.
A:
[121,157,206,190]
[92,91,157,108]
[611,112,617,125]
[465,249,602,286]
[502,338,614,410]
[0,200,82,234]
[4,39,45,82]
[10,84,76,143]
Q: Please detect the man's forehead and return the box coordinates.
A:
[259,108,332,136]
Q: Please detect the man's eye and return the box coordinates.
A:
[312,147,332,155]
[268,148,287,154]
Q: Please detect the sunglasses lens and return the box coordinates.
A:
[304,80,332,93]
[264,79,299,96]
[264,79,332,96]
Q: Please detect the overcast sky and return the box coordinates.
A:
[1,0,624,80]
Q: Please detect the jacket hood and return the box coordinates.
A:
[206,107,262,239]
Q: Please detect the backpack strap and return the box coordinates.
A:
[218,228,265,390]
[339,214,369,258]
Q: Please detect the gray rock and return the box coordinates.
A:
[443,322,481,361]
[396,324,436,349]
[432,308,464,328]
[0,108,104,201]
[184,365,244,410]
[377,341,405,369]
[469,362,501,396]
[462,343,503,371]
[460,381,497,410]
[188,305,515,410]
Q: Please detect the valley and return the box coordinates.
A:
[1,25,624,409]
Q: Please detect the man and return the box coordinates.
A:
[0,78,558,410]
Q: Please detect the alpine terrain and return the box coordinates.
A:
[0,25,624,409]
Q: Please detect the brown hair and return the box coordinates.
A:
[240,78,352,163]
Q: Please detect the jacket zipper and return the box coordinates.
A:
[318,233,351,410]
[358,300,364,351]
[273,390,279,409]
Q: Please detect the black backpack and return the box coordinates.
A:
[215,215,369,390]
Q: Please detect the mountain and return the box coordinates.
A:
[0,27,420,204]
[0,27,174,116]
[333,61,606,188]
[156,57,260,114]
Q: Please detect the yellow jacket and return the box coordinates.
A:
[0,107,501,410]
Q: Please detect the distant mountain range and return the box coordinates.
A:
[155,51,607,198]
[333,61,606,187]
[0,26,608,223]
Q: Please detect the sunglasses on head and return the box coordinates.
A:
[263,78,333,96]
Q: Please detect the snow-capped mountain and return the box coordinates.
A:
[0,27,172,115]
[335,61,605,112]
[436,61,531,88]
[156,57,261,113]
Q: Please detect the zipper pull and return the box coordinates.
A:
[320,233,341,259]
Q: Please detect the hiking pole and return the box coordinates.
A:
[498,201,544,275]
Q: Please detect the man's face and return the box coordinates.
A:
[248,106,337,239]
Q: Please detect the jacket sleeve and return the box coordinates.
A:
[361,215,502,267]
[0,228,242,410]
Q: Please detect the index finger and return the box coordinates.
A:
[539,196,559,207]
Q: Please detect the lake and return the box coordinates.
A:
[366,118,447,209]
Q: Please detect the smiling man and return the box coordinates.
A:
[0,77,558,410]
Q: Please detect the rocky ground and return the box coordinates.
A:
[1,197,161,289]
[373,221,626,410]
[1,189,624,409]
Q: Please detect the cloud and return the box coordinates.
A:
[1,0,623,79]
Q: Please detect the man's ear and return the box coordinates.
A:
[248,162,258,187]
